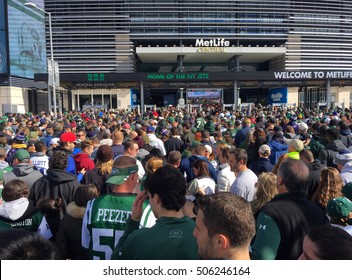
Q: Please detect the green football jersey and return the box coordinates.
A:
[81,193,137,260]
[0,210,52,239]
[195,117,205,132]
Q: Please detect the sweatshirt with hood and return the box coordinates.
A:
[29,169,79,216]
[0,199,52,238]
[4,163,43,189]
[318,140,346,168]
[73,152,95,173]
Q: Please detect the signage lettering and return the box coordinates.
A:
[195,38,230,47]
[147,73,209,80]
[274,71,352,80]
[195,38,230,53]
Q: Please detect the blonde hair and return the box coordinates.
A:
[145,156,164,174]
[251,172,277,215]
[96,159,114,175]
[312,167,343,209]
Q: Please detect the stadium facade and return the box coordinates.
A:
[1,0,352,114]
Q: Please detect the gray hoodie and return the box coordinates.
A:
[4,163,43,189]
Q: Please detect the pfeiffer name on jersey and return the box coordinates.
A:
[196,38,230,53]
[97,209,131,223]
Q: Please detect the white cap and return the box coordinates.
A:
[298,122,308,132]
[204,144,212,155]
[50,137,60,145]
[259,144,271,155]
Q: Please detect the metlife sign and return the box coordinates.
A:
[273,71,352,79]
[195,38,230,53]
[268,88,288,104]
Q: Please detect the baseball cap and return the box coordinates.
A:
[106,165,139,185]
[259,144,271,156]
[146,126,155,133]
[60,132,76,143]
[298,122,308,132]
[204,145,212,155]
[288,139,304,152]
[14,149,30,161]
[50,138,60,145]
[123,123,131,129]
[326,197,352,219]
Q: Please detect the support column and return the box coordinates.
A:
[77,89,80,111]
[101,89,104,109]
[140,81,145,114]
[326,79,332,110]
[234,80,238,111]
[71,90,75,110]
[116,89,119,109]
[110,93,113,110]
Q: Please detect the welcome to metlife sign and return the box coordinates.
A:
[274,71,352,79]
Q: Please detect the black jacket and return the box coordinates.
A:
[29,169,79,216]
[261,193,329,260]
[55,201,89,260]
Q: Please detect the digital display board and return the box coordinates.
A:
[0,0,7,74]
[7,0,47,79]
[186,88,222,104]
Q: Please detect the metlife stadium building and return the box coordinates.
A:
[1,0,352,113]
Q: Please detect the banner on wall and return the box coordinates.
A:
[268,88,288,104]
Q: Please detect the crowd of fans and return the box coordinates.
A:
[0,104,351,260]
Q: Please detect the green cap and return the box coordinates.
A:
[191,141,202,148]
[14,149,30,161]
[106,165,139,185]
[326,197,352,218]
[342,183,352,201]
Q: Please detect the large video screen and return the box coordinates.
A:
[0,0,7,74]
[8,0,47,79]
[186,88,222,104]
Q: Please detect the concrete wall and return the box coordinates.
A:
[0,86,28,115]
[336,86,352,109]
[287,87,299,106]
[72,88,131,110]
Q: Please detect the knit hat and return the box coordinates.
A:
[96,145,114,162]
[14,132,26,144]
[14,149,30,161]
[86,131,96,139]
[334,150,352,166]
[288,139,304,152]
[326,197,352,219]
[342,183,352,201]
